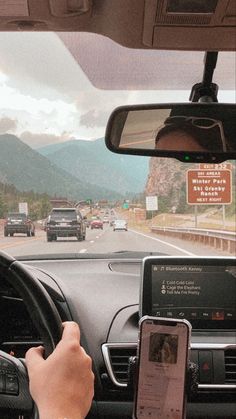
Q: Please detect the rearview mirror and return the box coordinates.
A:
[105,103,236,163]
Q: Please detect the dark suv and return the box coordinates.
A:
[4,212,35,237]
[45,208,86,242]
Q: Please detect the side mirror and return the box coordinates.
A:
[105,103,236,163]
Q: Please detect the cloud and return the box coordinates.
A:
[80,109,109,128]
[0,116,18,134]
[20,131,75,149]
[77,89,131,128]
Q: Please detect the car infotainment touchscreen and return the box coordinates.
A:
[141,257,236,329]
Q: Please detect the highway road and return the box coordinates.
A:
[0,223,229,258]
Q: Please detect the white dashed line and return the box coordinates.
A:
[96,236,99,239]
[90,240,94,243]
[129,229,195,256]
[79,249,87,253]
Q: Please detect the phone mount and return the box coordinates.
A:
[127,356,199,401]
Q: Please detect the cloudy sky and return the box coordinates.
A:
[0,32,235,148]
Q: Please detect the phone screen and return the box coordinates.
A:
[134,318,189,419]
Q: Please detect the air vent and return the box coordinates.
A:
[102,343,137,387]
[225,348,236,383]
[103,343,236,391]
[110,346,136,383]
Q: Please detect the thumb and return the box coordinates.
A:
[25,346,45,372]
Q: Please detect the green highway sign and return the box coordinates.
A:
[123,203,129,209]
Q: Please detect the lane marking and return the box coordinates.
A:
[90,240,94,243]
[129,229,195,256]
[0,237,42,250]
[79,249,87,253]
[96,236,99,239]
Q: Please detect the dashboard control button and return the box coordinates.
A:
[201,311,210,319]
[199,351,213,383]
[5,374,19,395]
[0,358,15,372]
[0,360,9,369]
[212,311,224,320]
[225,311,234,319]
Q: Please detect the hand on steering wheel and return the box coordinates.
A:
[26,322,94,419]
[0,250,62,416]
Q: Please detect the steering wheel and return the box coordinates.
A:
[0,251,63,417]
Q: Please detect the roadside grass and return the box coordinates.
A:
[118,210,235,233]
[149,213,190,227]
[207,213,236,223]
[197,222,235,232]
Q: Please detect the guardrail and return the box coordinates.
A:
[151,226,236,254]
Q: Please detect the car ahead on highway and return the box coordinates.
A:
[0,3,235,419]
[45,208,86,242]
[90,217,103,230]
[102,216,109,224]
[113,219,128,231]
[4,212,35,237]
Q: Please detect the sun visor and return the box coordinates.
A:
[59,33,235,90]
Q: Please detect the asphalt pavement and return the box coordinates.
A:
[0,223,229,258]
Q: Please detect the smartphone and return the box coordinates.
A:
[133,316,191,419]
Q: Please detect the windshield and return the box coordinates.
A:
[50,210,77,220]
[7,213,26,220]
[0,33,235,258]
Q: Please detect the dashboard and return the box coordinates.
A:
[0,255,235,419]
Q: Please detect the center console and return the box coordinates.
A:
[140,257,236,330]
[139,256,236,392]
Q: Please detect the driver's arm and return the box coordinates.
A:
[26,321,94,419]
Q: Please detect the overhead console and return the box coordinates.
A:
[141,256,236,330]
[143,0,236,50]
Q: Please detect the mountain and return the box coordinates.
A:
[145,157,236,213]
[146,158,187,206]
[38,138,149,195]
[0,134,122,201]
